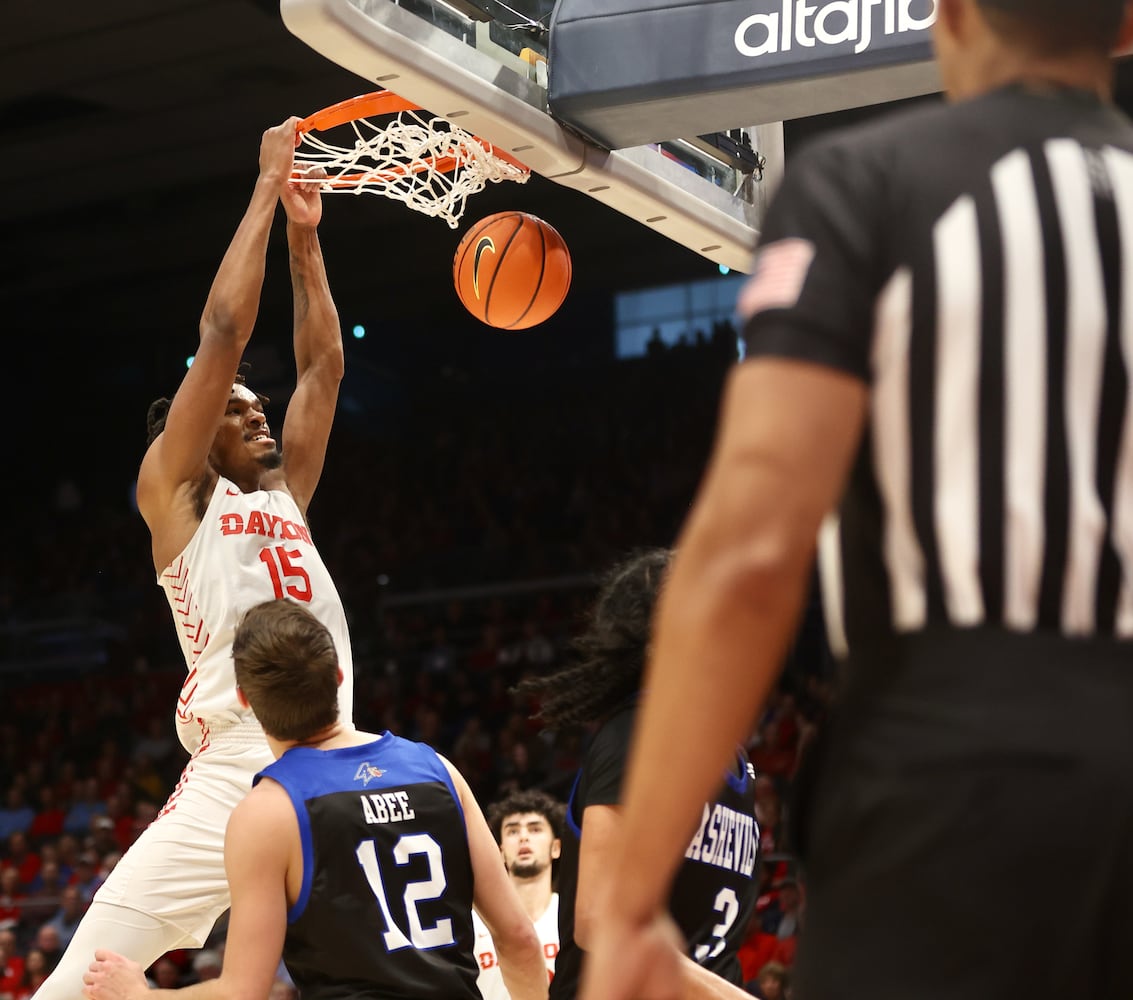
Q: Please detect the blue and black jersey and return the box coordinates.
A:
[551,705,759,1000]
[256,733,480,1000]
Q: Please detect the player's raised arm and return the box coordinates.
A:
[277,160,344,515]
[137,120,298,518]
[442,759,548,1000]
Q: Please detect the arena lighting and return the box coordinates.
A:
[352,324,366,340]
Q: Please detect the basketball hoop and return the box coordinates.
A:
[293,91,530,228]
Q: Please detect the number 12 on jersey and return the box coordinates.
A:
[356,834,456,951]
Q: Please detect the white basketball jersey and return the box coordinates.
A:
[157,476,354,753]
[473,894,559,1000]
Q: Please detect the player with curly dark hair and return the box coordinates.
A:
[486,788,565,847]
[474,788,565,1000]
[517,548,668,732]
[521,549,759,1000]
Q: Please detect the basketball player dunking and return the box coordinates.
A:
[37,117,355,999]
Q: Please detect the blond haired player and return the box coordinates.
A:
[37,117,355,1000]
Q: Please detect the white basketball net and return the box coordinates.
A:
[295,108,529,228]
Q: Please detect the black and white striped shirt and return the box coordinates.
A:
[743,84,1133,654]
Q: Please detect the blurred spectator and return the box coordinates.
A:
[98,793,135,853]
[760,877,802,940]
[493,740,535,797]
[750,719,797,781]
[452,717,492,775]
[33,924,63,971]
[0,869,23,932]
[63,778,107,838]
[0,792,33,843]
[146,956,182,990]
[92,754,124,802]
[125,801,159,849]
[28,789,65,842]
[754,789,783,857]
[737,907,793,986]
[42,885,85,950]
[481,674,513,732]
[745,961,789,1000]
[50,763,78,807]
[89,816,119,858]
[0,929,24,997]
[517,619,554,667]
[129,755,168,806]
[13,948,49,1000]
[132,717,176,771]
[96,851,122,883]
[23,861,66,926]
[191,949,222,982]
[1,834,39,889]
[421,625,457,675]
[467,624,504,673]
[32,844,65,886]
[70,851,104,903]
[53,836,79,884]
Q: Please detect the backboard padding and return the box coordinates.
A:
[281,0,778,272]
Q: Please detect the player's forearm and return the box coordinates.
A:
[495,929,550,1000]
[198,176,280,346]
[608,506,813,922]
[678,956,756,1000]
[287,221,343,379]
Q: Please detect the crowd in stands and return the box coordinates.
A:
[1,331,835,999]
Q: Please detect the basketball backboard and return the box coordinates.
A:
[281,0,781,273]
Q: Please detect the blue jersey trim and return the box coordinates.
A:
[724,750,752,795]
[287,778,317,923]
[564,769,583,838]
[435,760,467,838]
[255,733,468,922]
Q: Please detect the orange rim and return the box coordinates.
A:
[294,91,530,175]
[296,91,422,134]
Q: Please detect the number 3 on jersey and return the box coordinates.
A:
[259,545,312,602]
[694,887,740,963]
[357,834,456,951]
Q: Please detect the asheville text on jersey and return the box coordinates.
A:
[684,803,758,876]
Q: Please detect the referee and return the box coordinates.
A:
[579,2,1133,999]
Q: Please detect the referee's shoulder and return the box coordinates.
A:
[786,98,954,178]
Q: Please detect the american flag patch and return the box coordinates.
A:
[738,239,816,318]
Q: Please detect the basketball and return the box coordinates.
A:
[453,212,572,330]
